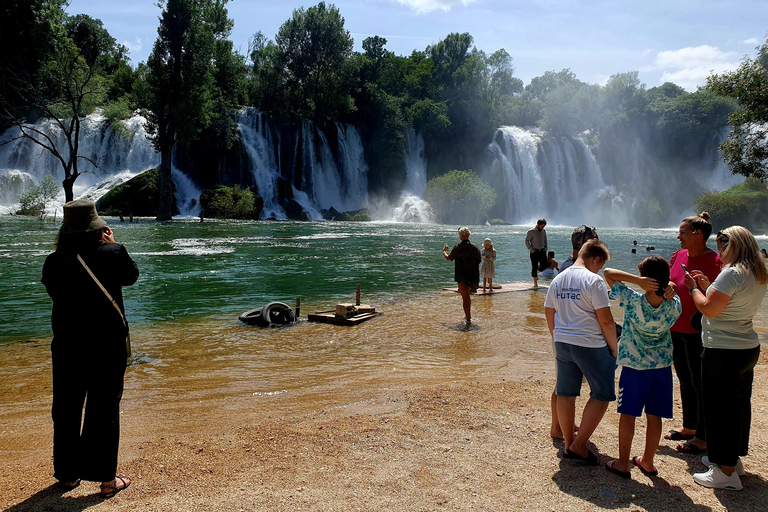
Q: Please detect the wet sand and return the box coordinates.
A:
[1,286,768,511]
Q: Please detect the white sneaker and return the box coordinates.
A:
[701,455,745,477]
[693,465,743,491]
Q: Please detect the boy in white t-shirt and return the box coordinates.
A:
[603,257,682,479]
[545,239,618,464]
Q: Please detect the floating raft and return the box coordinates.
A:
[443,281,548,294]
[307,303,382,325]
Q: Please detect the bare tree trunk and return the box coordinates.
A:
[156,148,174,221]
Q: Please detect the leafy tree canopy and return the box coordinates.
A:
[423,170,496,224]
[707,36,768,180]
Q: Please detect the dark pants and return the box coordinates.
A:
[702,345,760,467]
[530,249,547,278]
[671,331,705,440]
[51,347,126,483]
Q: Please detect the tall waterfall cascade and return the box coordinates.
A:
[482,126,612,225]
[237,109,368,220]
[389,129,434,223]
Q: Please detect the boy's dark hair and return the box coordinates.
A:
[638,255,670,297]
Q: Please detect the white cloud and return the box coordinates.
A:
[122,38,142,57]
[393,0,477,14]
[651,45,740,91]
[743,37,759,45]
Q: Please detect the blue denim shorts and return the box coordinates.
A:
[555,342,617,402]
[617,366,673,418]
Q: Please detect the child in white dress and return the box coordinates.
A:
[480,238,496,293]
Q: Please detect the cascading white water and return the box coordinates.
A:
[404,128,427,197]
[483,126,636,226]
[0,110,160,213]
[237,109,368,220]
[388,128,434,223]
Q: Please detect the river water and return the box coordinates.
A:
[2,216,768,438]
[5,216,736,342]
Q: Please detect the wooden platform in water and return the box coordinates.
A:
[307,310,383,325]
[442,281,548,294]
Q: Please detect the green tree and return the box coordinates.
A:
[695,178,768,231]
[707,37,768,180]
[18,174,59,219]
[423,170,496,224]
[272,2,355,121]
[0,16,111,202]
[143,0,233,220]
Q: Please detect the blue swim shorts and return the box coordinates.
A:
[554,342,617,402]
[616,366,673,418]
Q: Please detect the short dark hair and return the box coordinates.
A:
[637,256,669,297]
[578,239,610,262]
[537,218,547,226]
[571,225,597,251]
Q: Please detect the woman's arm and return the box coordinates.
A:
[603,267,657,291]
[684,271,731,317]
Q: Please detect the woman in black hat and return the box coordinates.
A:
[41,200,139,497]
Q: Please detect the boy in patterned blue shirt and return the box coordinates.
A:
[603,256,682,478]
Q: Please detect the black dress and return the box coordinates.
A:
[42,239,139,483]
[448,240,482,289]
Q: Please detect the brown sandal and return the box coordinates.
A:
[100,474,131,498]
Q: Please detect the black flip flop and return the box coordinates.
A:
[633,456,658,476]
[563,448,599,465]
[676,441,706,454]
[665,429,694,441]
[606,460,631,479]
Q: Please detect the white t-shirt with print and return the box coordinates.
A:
[544,266,611,348]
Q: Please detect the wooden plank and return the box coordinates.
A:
[442,282,548,294]
[307,311,383,326]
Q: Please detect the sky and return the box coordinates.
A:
[65,0,767,92]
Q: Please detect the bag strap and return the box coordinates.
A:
[76,254,128,328]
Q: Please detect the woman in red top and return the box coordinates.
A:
[665,212,722,454]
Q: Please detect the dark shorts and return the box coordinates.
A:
[555,342,617,402]
[617,366,673,418]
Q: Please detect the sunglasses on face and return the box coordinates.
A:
[716,231,729,249]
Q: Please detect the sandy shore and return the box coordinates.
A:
[2,287,768,511]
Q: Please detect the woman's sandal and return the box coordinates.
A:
[664,429,694,441]
[676,441,706,454]
[100,474,131,498]
[60,479,81,490]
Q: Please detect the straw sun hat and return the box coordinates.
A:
[483,238,493,247]
[59,199,107,234]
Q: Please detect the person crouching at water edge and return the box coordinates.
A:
[544,239,618,464]
[444,227,482,324]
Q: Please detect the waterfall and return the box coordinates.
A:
[404,128,427,196]
[0,110,160,213]
[236,109,368,220]
[483,126,613,225]
[387,128,433,223]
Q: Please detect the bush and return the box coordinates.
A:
[694,178,768,232]
[200,185,263,219]
[423,170,496,224]
[17,175,59,219]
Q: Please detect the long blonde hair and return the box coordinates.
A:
[718,226,768,285]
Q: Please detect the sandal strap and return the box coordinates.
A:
[101,475,129,491]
